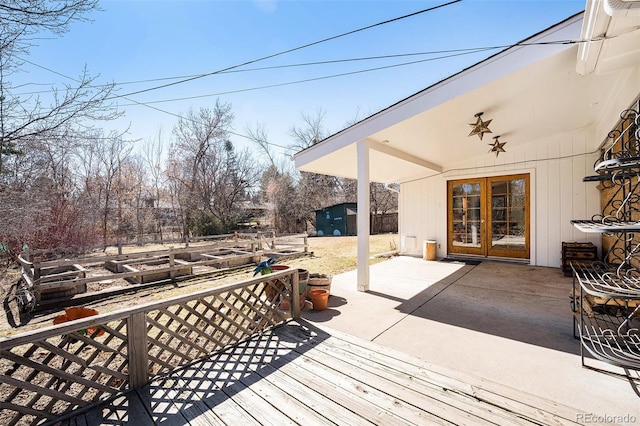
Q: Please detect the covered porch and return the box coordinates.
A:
[293,3,640,289]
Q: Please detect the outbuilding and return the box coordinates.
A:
[315,203,357,236]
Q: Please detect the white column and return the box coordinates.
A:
[357,140,370,292]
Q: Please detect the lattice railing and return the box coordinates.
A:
[0,269,299,425]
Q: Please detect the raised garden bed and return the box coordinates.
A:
[104,256,162,273]
[122,259,192,284]
[200,249,258,268]
[37,264,87,300]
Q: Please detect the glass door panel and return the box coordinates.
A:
[448,179,485,256]
[487,175,529,258]
[447,174,529,259]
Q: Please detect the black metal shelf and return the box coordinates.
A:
[571,219,640,234]
[595,156,640,172]
[571,262,640,374]
[583,171,639,182]
[571,262,640,298]
[578,315,640,369]
[571,98,640,392]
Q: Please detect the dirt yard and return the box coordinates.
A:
[0,234,398,337]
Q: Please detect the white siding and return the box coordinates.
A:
[399,128,601,267]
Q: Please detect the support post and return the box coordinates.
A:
[127,312,149,389]
[169,248,176,281]
[291,271,300,319]
[357,140,370,292]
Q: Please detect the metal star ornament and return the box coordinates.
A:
[468,112,493,140]
[488,136,507,157]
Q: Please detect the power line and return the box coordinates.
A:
[118,47,499,106]
[15,35,594,151]
[105,0,463,100]
[14,46,491,96]
[18,58,296,151]
[112,37,596,107]
[13,38,584,98]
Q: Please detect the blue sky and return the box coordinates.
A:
[14,0,584,158]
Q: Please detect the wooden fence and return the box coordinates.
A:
[17,233,308,308]
[0,269,300,425]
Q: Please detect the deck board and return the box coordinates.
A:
[274,325,525,425]
[67,319,584,426]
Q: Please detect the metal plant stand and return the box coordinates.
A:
[571,97,640,396]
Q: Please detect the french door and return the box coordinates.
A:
[447,174,529,259]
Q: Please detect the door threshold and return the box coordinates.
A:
[445,255,530,265]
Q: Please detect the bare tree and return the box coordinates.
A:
[90,133,133,246]
[288,109,328,151]
[0,0,123,253]
[246,123,277,168]
[0,0,120,178]
[167,102,256,235]
[143,127,166,241]
[370,182,398,234]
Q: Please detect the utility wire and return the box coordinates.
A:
[17,39,584,98]
[105,0,463,100]
[115,37,599,107]
[16,58,295,149]
[13,37,598,98]
[17,34,597,151]
[15,45,490,96]
[118,47,498,106]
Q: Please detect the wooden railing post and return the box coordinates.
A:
[169,248,176,281]
[291,270,300,319]
[127,312,149,389]
[117,242,123,255]
[32,260,41,283]
[304,235,308,253]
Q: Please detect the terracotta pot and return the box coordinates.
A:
[264,265,291,301]
[309,289,329,311]
[53,306,104,337]
[279,297,306,311]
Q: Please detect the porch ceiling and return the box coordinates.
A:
[294,8,640,184]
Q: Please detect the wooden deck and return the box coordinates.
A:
[61,320,583,426]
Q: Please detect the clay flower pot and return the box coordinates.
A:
[53,306,104,337]
[263,264,291,302]
[309,289,329,311]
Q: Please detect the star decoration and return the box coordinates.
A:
[488,136,507,157]
[468,112,492,140]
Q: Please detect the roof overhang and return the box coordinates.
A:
[294,3,640,184]
[577,0,640,75]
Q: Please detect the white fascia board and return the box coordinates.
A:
[294,14,583,169]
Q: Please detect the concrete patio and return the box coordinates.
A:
[301,256,639,421]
